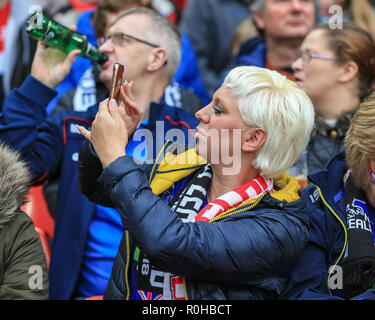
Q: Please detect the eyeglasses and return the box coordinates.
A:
[99,32,160,48]
[294,51,338,65]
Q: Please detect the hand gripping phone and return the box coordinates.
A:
[108,63,124,105]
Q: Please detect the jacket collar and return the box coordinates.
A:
[313,109,357,139]
[150,146,302,212]
[307,151,348,222]
[149,146,206,195]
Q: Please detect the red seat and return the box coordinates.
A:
[21,185,54,269]
[34,227,52,269]
[86,296,104,300]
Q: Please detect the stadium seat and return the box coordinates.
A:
[21,185,54,269]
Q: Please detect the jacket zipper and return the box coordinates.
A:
[315,186,348,296]
[210,191,267,223]
[124,140,177,300]
[182,192,267,299]
[149,140,171,183]
[124,230,131,300]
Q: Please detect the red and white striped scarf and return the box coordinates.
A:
[195,175,274,222]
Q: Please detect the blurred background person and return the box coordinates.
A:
[0,0,41,109]
[47,0,207,115]
[0,7,198,300]
[217,0,316,87]
[230,16,259,61]
[0,142,49,299]
[317,0,375,40]
[290,23,375,184]
[43,0,206,218]
[52,0,100,27]
[45,0,151,115]
[180,0,252,97]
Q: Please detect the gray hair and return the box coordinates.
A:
[250,0,264,13]
[114,7,181,81]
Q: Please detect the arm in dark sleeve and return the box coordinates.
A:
[78,139,153,207]
[98,155,310,284]
[78,139,112,207]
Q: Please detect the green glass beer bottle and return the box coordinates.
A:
[26,12,108,64]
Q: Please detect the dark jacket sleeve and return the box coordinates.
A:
[78,139,153,207]
[88,155,309,284]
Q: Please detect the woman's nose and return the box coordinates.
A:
[195,105,210,123]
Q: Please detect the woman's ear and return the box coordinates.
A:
[252,11,265,31]
[338,61,359,83]
[241,127,267,153]
[147,47,168,72]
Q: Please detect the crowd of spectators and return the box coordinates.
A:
[1,0,375,301]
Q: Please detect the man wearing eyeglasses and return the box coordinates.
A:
[217,0,316,86]
[0,7,198,300]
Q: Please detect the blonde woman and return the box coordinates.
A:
[77,66,315,300]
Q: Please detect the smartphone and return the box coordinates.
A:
[108,63,124,105]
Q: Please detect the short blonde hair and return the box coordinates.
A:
[223,66,315,178]
[345,92,375,189]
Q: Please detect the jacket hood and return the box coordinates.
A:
[0,143,31,228]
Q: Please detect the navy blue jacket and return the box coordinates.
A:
[0,75,199,299]
[78,143,311,300]
[280,151,375,300]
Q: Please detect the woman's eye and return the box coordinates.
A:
[213,105,223,114]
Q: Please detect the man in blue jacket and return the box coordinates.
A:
[0,7,198,299]
[217,0,316,87]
